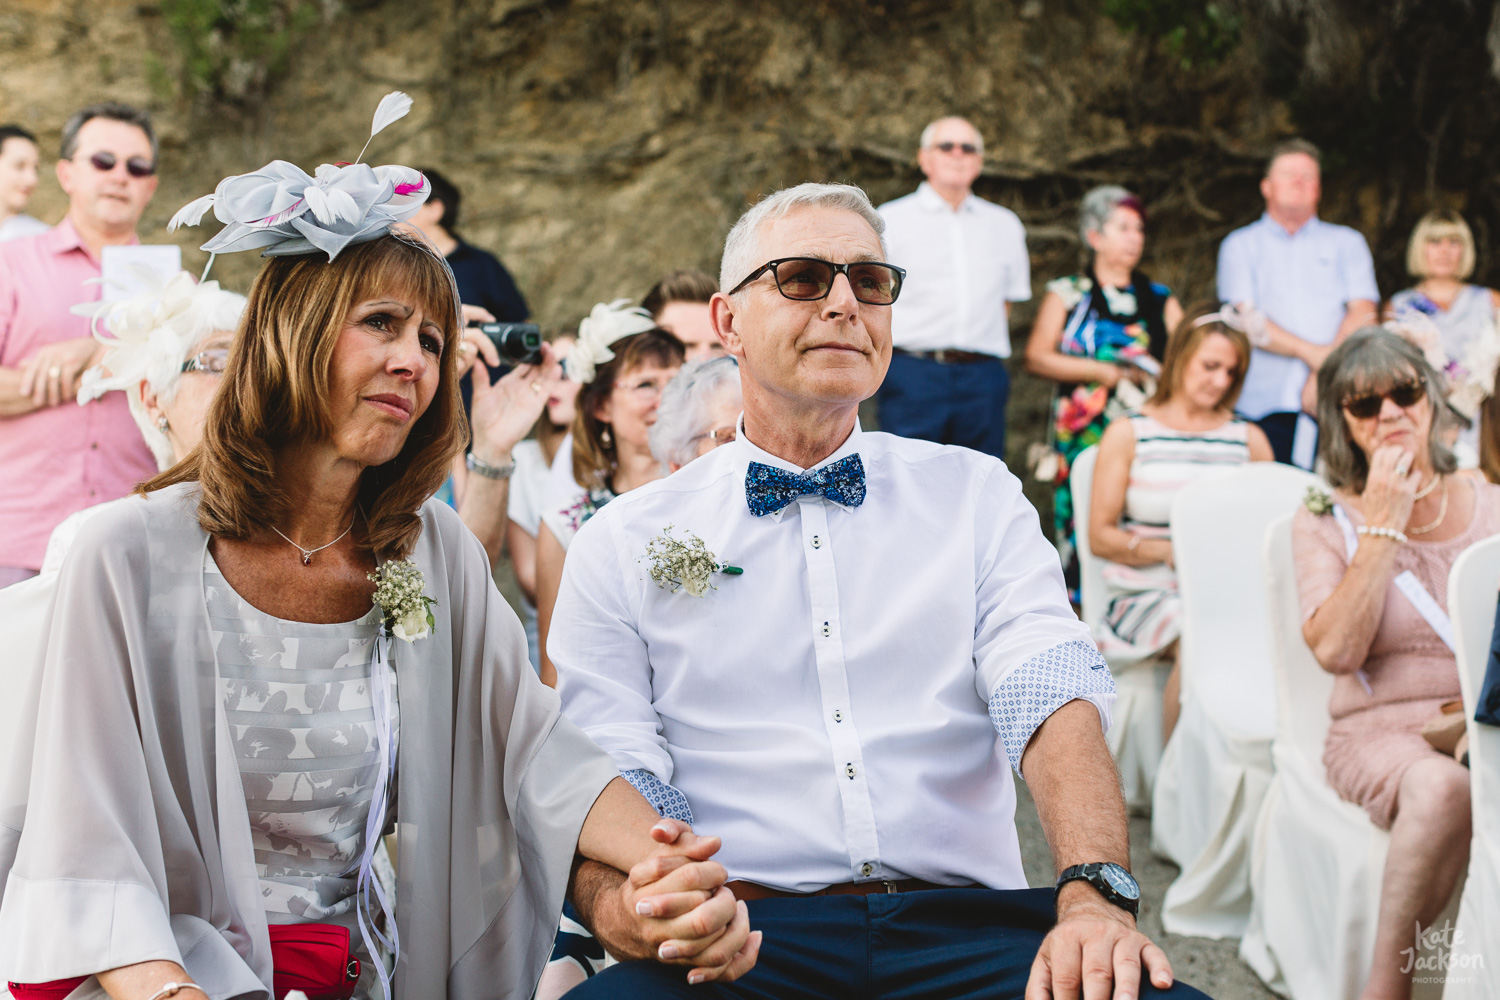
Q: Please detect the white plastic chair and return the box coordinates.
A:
[1445,536,1500,1000]
[0,575,50,782]
[1151,463,1320,938]
[1071,444,1163,813]
[1240,515,1459,1000]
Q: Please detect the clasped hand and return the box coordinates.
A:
[1362,445,1421,532]
[605,819,761,985]
[18,336,103,409]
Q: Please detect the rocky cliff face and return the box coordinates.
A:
[1,0,1316,473]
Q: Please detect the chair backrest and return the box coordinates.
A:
[1449,535,1500,839]
[1173,463,1322,738]
[1263,514,1337,767]
[1070,445,1108,629]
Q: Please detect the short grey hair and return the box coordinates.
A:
[918,117,984,153]
[649,356,743,472]
[719,183,888,294]
[1316,328,1458,494]
[1078,184,1141,244]
[60,102,158,163]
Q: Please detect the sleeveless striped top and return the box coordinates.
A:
[1122,412,1252,534]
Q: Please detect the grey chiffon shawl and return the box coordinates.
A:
[0,483,619,999]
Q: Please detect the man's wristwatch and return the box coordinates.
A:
[1055,862,1140,917]
[466,452,515,480]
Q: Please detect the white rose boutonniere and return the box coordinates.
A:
[369,559,437,642]
[1304,486,1334,516]
[644,525,743,598]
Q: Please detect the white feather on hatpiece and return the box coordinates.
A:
[564,299,659,384]
[168,92,428,262]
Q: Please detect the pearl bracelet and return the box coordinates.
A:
[146,984,207,1000]
[1356,524,1408,544]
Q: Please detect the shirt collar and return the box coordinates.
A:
[42,216,140,261]
[731,414,865,521]
[915,181,974,214]
[1258,211,1321,239]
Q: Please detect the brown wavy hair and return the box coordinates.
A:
[1149,301,1252,413]
[143,235,466,561]
[572,328,685,489]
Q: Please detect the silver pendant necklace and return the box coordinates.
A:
[271,516,356,565]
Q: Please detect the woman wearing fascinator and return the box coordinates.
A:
[0,95,756,1000]
[533,301,684,686]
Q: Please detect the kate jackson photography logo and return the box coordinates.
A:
[1401,919,1485,985]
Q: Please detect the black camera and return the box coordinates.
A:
[475,322,543,366]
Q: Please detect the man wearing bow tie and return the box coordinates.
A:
[551,183,1206,999]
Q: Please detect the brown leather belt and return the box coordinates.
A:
[726,878,975,901]
[894,348,999,365]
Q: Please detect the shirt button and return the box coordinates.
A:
[845,762,857,779]
[821,622,831,637]
[833,709,844,723]
[860,862,874,877]
[89,489,97,497]
[90,442,98,450]
[811,535,821,549]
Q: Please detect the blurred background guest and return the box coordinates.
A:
[1386,209,1500,467]
[877,116,1029,460]
[534,302,683,686]
[1217,139,1379,469]
[648,355,742,474]
[1089,305,1272,743]
[0,102,160,587]
[642,268,722,361]
[1025,184,1182,596]
[410,166,529,324]
[0,125,47,243]
[508,332,580,670]
[1295,328,1498,1000]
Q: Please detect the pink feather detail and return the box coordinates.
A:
[250,198,306,228]
[394,179,425,196]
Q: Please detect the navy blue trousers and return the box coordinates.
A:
[566,888,1212,999]
[877,352,1011,461]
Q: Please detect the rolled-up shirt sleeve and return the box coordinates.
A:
[551,515,676,781]
[1341,232,1380,306]
[970,463,1115,776]
[1217,230,1253,307]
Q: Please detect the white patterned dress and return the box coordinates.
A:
[1096,413,1251,665]
[205,558,398,994]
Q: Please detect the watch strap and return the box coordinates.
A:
[1055,862,1139,917]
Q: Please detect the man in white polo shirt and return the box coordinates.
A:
[877,117,1030,461]
[1217,138,1379,469]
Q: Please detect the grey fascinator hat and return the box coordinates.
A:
[168,92,430,270]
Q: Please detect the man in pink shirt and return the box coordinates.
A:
[0,103,160,585]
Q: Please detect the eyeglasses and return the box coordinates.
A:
[180,349,230,375]
[728,257,906,306]
[87,151,156,178]
[690,425,737,447]
[614,377,671,399]
[1341,380,1426,419]
[932,141,980,155]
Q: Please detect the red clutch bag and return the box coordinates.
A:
[9,923,360,1000]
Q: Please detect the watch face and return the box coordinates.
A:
[1100,863,1140,901]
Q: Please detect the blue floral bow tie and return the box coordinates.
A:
[745,454,867,517]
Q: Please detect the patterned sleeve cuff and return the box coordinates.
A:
[989,639,1116,776]
[622,768,694,824]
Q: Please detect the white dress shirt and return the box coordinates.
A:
[1217,213,1379,419]
[879,182,1031,357]
[551,421,1113,893]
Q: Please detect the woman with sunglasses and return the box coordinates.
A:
[1294,328,1500,999]
[534,302,685,687]
[1025,185,1183,600]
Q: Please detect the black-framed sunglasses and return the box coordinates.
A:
[1341,380,1426,419]
[728,257,906,306]
[933,141,979,155]
[88,151,156,178]
[180,348,230,375]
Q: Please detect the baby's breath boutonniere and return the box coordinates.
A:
[369,559,437,642]
[644,525,742,598]
[1304,486,1334,516]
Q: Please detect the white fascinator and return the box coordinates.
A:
[565,299,659,384]
[70,267,247,467]
[168,92,429,269]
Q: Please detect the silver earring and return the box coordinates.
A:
[601,426,612,447]
[157,416,169,433]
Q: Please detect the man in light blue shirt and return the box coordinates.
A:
[1217,139,1379,468]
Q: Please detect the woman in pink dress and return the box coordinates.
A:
[1294,328,1500,1000]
